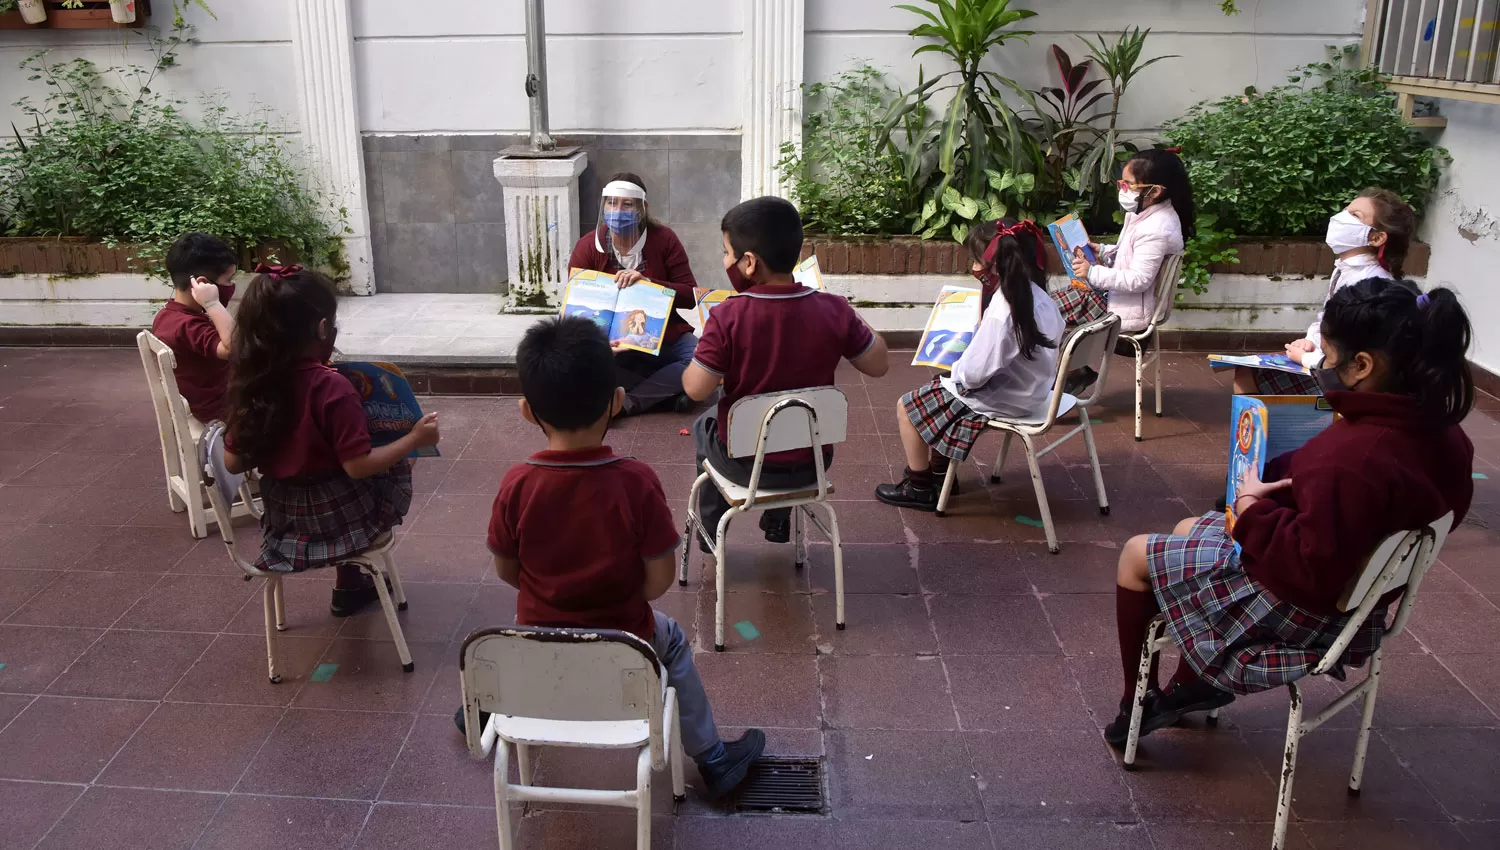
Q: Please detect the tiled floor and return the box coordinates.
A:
[1,347,1498,850]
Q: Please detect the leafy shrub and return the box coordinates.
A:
[0,30,344,281]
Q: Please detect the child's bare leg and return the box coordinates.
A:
[1231,366,1257,394]
[896,399,930,472]
[1173,515,1201,536]
[1117,534,1152,592]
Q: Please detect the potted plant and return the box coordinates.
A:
[109,0,136,23]
[17,0,48,24]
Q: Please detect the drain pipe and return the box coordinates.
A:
[524,0,556,152]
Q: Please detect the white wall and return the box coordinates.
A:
[1419,99,1500,376]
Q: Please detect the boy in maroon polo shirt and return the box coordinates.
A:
[150,233,240,422]
[682,197,890,546]
[468,316,765,798]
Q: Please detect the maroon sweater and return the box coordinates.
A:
[568,226,698,345]
[1232,391,1474,616]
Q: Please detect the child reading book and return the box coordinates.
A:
[223,266,439,617]
[875,219,1064,511]
[1103,277,1474,749]
[150,232,241,423]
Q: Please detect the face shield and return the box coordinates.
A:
[594,180,648,271]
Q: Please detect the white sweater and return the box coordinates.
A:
[940,283,1067,419]
[1301,253,1388,369]
[1086,201,1184,333]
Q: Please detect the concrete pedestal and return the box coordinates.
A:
[492,151,588,312]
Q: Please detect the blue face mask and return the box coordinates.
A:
[604,209,639,236]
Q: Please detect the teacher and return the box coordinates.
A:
[568,172,700,416]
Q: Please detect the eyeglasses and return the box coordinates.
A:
[1115,180,1163,193]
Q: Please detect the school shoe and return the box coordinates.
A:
[1155,677,1236,719]
[1103,689,1170,750]
[696,729,767,798]
[453,705,493,737]
[875,474,938,512]
[329,573,395,618]
[1063,366,1099,397]
[760,511,791,544]
[673,393,697,414]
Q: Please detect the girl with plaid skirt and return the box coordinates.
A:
[1232,188,1415,396]
[876,219,1065,511]
[1105,277,1476,749]
[223,267,440,617]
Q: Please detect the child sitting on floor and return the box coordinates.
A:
[222,266,439,617]
[468,316,764,798]
[151,232,240,423]
[876,219,1065,511]
[681,196,890,547]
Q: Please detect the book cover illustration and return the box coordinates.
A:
[1224,396,1268,542]
[335,361,440,458]
[560,269,676,356]
[911,286,984,370]
[1048,214,1097,290]
[1224,395,1336,547]
[1207,353,1312,376]
[793,255,826,290]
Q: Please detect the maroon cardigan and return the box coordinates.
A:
[1232,391,1474,615]
[569,226,698,345]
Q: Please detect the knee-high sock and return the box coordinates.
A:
[1116,586,1161,707]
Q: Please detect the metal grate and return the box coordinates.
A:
[733,756,826,814]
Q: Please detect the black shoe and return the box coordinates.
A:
[454,706,493,736]
[875,477,938,511]
[759,511,791,544]
[930,464,961,496]
[1156,678,1235,718]
[330,580,378,618]
[697,729,766,798]
[673,393,697,414]
[698,532,715,555]
[1063,366,1099,397]
[1104,689,1172,750]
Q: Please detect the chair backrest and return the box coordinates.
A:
[1025,314,1121,429]
[459,626,664,759]
[1146,253,1184,330]
[137,331,197,483]
[724,387,848,459]
[1314,511,1454,674]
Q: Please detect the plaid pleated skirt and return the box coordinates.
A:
[1051,286,1109,327]
[1148,512,1388,695]
[1250,368,1322,396]
[255,461,414,573]
[901,377,990,461]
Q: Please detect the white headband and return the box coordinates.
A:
[602,180,646,200]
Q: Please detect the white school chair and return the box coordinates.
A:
[136,331,259,537]
[201,476,416,681]
[1121,512,1454,850]
[460,626,686,850]
[1116,253,1183,441]
[938,314,1121,554]
[679,387,848,651]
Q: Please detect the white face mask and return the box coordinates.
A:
[1118,189,1140,214]
[1326,210,1373,255]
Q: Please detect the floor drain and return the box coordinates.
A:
[734,756,826,814]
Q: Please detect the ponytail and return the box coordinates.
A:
[1358,187,1416,279]
[965,218,1057,361]
[1321,278,1474,426]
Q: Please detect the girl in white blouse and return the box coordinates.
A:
[876,219,1065,511]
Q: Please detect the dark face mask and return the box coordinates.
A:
[1312,359,1356,395]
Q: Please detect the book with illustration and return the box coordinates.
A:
[334,361,440,458]
[911,286,984,370]
[679,288,737,330]
[1207,353,1312,376]
[793,254,826,290]
[1048,214,1097,290]
[560,268,676,355]
[1224,395,1335,547]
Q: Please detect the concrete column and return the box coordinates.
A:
[288,0,375,295]
[740,0,805,200]
[493,152,589,312]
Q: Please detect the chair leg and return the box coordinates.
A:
[713,508,738,652]
[380,549,409,611]
[1206,707,1220,728]
[1020,434,1059,554]
[935,461,959,518]
[368,565,415,673]
[1153,334,1164,417]
[635,747,653,850]
[667,688,686,803]
[680,473,707,587]
[1272,683,1305,850]
[1348,649,1383,796]
[262,579,282,684]
[1080,409,1109,516]
[990,432,1014,484]
[516,743,534,787]
[272,576,286,631]
[494,738,514,850]
[1123,618,1164,769]
[793,506,806,570]
[1134,343,1146,442]
[820,502,846,631]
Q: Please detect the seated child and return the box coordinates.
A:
[473,316,764,798]
[876,219,1065,511]
[1232,188,1413,395]
[222,266,439,617]
[681,196,890,546]
[1106,277,1474,748]
[151,232,240,423]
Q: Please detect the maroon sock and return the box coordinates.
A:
[335,563,366,590]
[1169,655,1199,689]
[1115,586,1160,707]
[905,466,934,490]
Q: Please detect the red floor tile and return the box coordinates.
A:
[0,779,84,850]
[0,624,103,694]
[1407,592,1500,657]
[917,543,1036,595]
[1243,727,1445,823]
[45,629,211,700]
[1382,728,1500,821]
[390,533,492,583]
[335,582,477,645]
[806,543,919,595]
[76,526,201,574]
[833,819,994,850]
[0,695,154,782]
[928,594,1059,655]
[0,570,60,622]
[195,795,370,850]
[515,809,676,850]
[965,728,1135,821]
[827,729,984,821]
[168,633,333,706]
[0,524,116,571]
[8,452,128,489]
[696,589,817,654]
[115,574,261,633]
[377,713,496,807]
[236,708,412,799]
[1120,729,1280,822]
[694,652,821,728]
[945,654,1094,732]
[1148,821,1303,850]
[821,655,955,730]
[809,592,936,656]
[221,575,344,638]
[406,493,497,536]
[674,814,833,849]
[35,786,222,850]
[1297,820,1471,850]
[293,639,445,713]
[0,484,80,526]
[5,570,154,629]
[986,821,1152,850]
[98,702,281,792]
[353,803,498,850]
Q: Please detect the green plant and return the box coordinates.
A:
[1219,1,1239,13]
[0,24,343,281]
[1166,52,1447,239]
[1181,212,1238,295]
[1,0,215,22]
[778,66,912,236]
[912,168,1039,243]
[1075,28,1177,194]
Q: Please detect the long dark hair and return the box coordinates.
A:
[964,218,1057,361]
[1321,277,1474,426]
[1358,187,1416,278]
[226,268,340,464]
[1129,148,1197,239]
[601,171,666,232]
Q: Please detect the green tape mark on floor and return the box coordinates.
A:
[1090,417,1105,425]
[0,663,6,671]
[1475,472,1490,480]
[310,663,339,683]
[1015,515,1046,529]
[733,621,761,641]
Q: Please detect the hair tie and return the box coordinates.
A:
[253,263,304,280]
[983,220,1048,272]
[1416,292,1431,309]
[1163,146,1182,154]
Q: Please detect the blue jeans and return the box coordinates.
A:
[617,333,697,415]
[650,609,720,759]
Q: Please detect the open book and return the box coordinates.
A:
[334,361,440,458]
[561,269,677,356]
[911,286,984,370]
[1207,353,1312,376]
[1048,214,1097,290]
[793,254,826,290]
[676,259,826,332]
[1225,395,1335,547]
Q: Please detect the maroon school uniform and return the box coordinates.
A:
[1234,390,1474,615]
[151,300,230,422]
[568,226,698,345]
[690,283,875,464]
[486,446,680,641]
[247,361,371,479]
